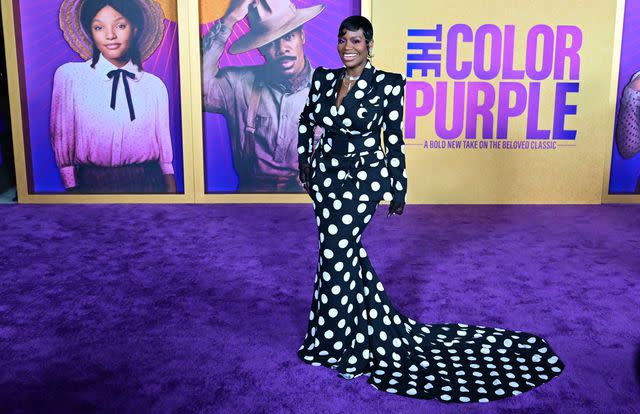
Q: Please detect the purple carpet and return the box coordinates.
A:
[0,204,639,413]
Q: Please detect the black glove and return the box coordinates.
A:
[299,163,311,193]
[387,200,405,217]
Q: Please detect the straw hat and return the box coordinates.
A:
[59,0,165,61]
[229,0,324,54]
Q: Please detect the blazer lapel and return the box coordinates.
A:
[341,60,375,108]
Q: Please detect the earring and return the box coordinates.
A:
[368,47,374,58]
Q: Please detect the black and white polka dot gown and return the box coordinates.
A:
[296,62,564,403]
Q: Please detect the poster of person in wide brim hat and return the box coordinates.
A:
[200,0,361,193]
[10,0,185,194]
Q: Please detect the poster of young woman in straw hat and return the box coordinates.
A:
[200,0,361,193]
[7,0,185,194]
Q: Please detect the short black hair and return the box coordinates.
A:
[80,0,145,70]
[338,15,373,43]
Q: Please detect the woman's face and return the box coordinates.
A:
[337,28,371,70]
[91,5,136,66]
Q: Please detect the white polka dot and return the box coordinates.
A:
[328,224,338,235]
[323,116,333,126]
[387,134,398,145]
[384,85,393,95]
[343,118,352,127]
[323,249,334,259]
[357,79,367,88]
[357,171,368,180]
[371,181,380,191]
[389,110,399,121]
[390,158,400,168]
[323,178,332,187]
[348,356,358,364]
[333,341,343,350]
[324,330,334,339]
[364,137,376,147]
[356,333,365,343]
[377,347,386,356]
[392,85,401,95]
[354,90,364,99]
[314,80,320,89]
[330,106,338,116]
[334,262,343,271]
[369,309,378,319]
[357,203,367,213]
[331,285,341,295]
[326,72,335,80]
[342,215,353,225]
[376,74,385,82]
[328,308,338,318]
[338,239,348,248]
[299,125,307,134]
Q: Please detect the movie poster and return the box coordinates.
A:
[12,0,184,194]
[609,0,640,195]
[200,0,361,193]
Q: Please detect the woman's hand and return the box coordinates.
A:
[164,174,177,193]
[299,163,311,193]
[387,200,405,217]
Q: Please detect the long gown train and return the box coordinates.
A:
[298,196,564,403]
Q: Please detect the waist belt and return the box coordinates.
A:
[320,135,382,156]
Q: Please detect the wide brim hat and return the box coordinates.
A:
[59,0,165,61]
[229,0,324,55]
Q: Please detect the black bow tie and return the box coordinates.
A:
[107,69,136,121]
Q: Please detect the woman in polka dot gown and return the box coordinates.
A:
[296,16,564,403]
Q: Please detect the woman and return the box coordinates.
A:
[297,16,564,403]
[51,0,175,193]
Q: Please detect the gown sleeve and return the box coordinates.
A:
[297,68,323,168]
[382,73,407,204]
